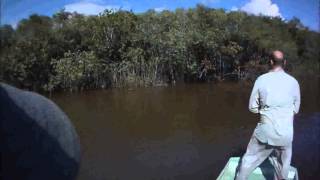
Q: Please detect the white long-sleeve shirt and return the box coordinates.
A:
[249,70,300,146]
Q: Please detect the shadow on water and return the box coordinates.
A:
[0,84,80,180]
[50,77,319,180]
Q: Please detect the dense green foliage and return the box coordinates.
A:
[1,5,319,91]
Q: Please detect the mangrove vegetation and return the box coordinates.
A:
[0,5,319,91]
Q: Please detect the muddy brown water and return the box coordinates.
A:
[51,76,320,180]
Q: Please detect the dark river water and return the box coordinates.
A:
[51,76,320,180]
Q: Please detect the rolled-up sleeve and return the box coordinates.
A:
[293,81,301,114]
[249,78,260,114]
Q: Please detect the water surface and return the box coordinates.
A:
[51,76,320,180]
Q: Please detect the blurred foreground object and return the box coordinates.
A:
[0,83,80,180]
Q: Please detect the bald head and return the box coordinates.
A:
[272,50,284,61]
[270,50,285,67]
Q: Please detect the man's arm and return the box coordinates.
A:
[293,81,301,114]
[248,78,260,114]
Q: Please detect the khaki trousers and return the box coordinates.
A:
[235,136,292,180]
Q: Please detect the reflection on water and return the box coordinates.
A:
[51,77,320,180]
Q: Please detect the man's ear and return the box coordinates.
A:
[284,59,287,66]
[270,59,274,66]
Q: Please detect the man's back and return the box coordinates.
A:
[249,70,300,146]
[235,50,300,180]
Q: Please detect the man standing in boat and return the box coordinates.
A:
[235,50,301,180]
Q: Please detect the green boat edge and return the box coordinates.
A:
[217,157,299,180]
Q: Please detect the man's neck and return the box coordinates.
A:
[270,66,284,72]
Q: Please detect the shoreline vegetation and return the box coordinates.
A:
[1,5,319,92]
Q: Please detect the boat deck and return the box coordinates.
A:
[217,157,298,180]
